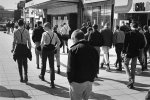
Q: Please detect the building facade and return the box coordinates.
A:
[115,0,150,27]
[25,0,114,34]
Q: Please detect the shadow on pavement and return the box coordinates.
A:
[101,77,150,91]
[27,82,69,98]
[90,92,115,100]
[0,86,31,98]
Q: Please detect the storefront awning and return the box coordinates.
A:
[25,0,79,9]
[114,0,133,13]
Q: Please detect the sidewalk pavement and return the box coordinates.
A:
[0,31,150,100]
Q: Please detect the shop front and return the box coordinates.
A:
[83,0,114,30]
[115,0,150,27]
[25,0,81,36]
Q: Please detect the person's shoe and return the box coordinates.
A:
[24,76,28,83]
[116,68,122,71]
[39,75,45,81]
[51,81,55,88]
[127,78,134,89]
[106,67,111,72]
[100,63,104,68]
[37,65,40,69]
[20,78,24,83]
[57,67,60,74]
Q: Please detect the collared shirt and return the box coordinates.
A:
[60,25,70,35]
[13,27,31,48]
[41,31,60,48]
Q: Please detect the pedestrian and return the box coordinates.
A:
[60,23,70,53]
[81,23,87,34]
[143,25,150,71]
[137,26,147,72]
[113,25,125,71]
[84,27,93,40]
[53,25,63,74]
[6,21,11,34]
[11,19,32,83]
[10,21,15,33]
[88,24,103,77]
[39,22,60,88]
[100,23,113,72]
[123,22,146,89]
[32,21,45,69]
[67,29,99,100]
[26,21,30,31]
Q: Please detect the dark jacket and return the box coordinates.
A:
[101,28,113,47]
[32,26,44,43]
[67,40,99,83]
[88,30,103,47]
[144,31,150,49]
[123,30,146,58]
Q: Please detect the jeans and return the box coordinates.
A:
[54,47,60,67]
[17,57,28,79]
[124,56,138,83]
[100,46,110,64]
[94,46,100,74]
[115,43,123,68]
[69,81,92,100]
[35,42,41,66]
[41,50,55,81]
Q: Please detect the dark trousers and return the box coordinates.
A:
[138,49,145,70]
[115,43,123,68]
[63,40,69,53]
[41,50,55,81]
[17,57,28,79]
[144,47,149,69]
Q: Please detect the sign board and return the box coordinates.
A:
[83,0,106,4]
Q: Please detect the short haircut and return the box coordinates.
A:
[37,21,42,26]
[44,22,51,29]
[53,25,58,31]
[92,24,98,29]
[143,25,148,31]
[132,22,138,28]
[72,29,84,40]
[18,19,24,26]
[116,25,119,30]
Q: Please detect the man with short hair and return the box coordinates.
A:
[100,23,113,71]
[123,22,146,89]
[67,29,99,100]
[32,21,44,69]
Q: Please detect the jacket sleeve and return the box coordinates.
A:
[123,33,129,53]
[32,29,36,43]
[67,49,75,83]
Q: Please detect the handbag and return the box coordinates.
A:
[43,32,56,52]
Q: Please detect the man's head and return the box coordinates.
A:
[37,21,42,26]
[71,29,84,44]
[43,22,51,31]
[131,22,138,30]
[92,24,98,30]
[18,19,24,27]
[104,23,110,29]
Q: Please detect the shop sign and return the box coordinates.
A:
[146,1,150,11]
[83,0,106,4]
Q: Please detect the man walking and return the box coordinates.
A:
[100,23,113,71]
[123,22,146,89]
[32,21,44,69]
[113,25,125,71]
[67,29,99,100]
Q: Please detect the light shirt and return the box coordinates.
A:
[60,24,70,35]
[41,31,60,49]
[13,27,31,48]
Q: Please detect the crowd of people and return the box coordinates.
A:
[10,19,150,100]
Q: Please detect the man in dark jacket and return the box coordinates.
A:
[67,29,99,100]
[32,21,44,69]
[123,22,146,89]
[88,24,103,77]
[100,23,113,71]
